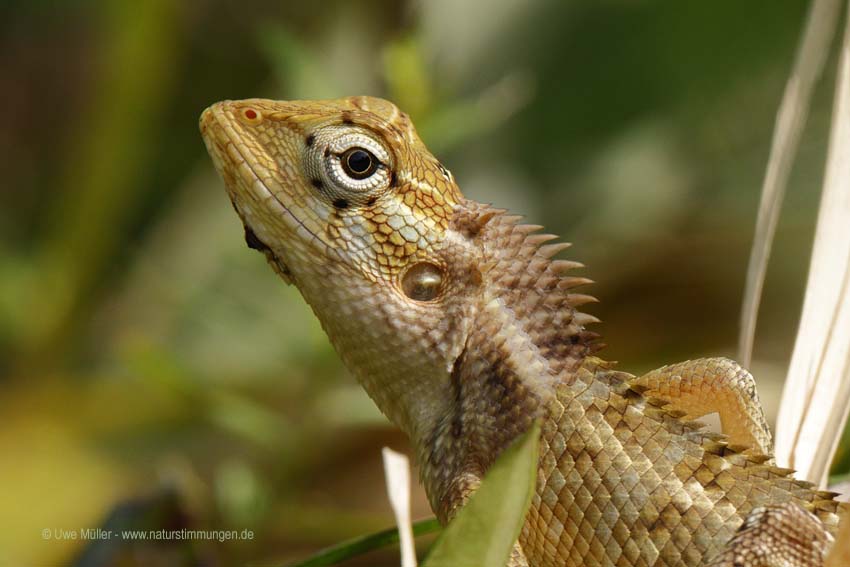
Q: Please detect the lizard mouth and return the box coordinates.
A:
[201,102,296,283]
[243,224,293,281]
[243,225,270,253]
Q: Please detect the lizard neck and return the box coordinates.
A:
[301,274,465,447]
[418,203,607,519]
[417,302,609,521]
[288,201,605,519]
[288,227,480,449]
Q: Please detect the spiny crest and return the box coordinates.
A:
[453,201,603,375]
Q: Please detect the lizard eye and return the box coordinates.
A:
[340,148,378,179]
[304,126,393,207]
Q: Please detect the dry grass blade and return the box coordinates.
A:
[382,448,417,567]
[738,0,843,368]
[774,2,850,486]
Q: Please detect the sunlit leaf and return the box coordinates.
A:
[423,422,539,567]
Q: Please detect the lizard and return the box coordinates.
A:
[199,96,845,566]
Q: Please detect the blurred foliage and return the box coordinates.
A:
[288,519,441,567]
[0,0,843,565]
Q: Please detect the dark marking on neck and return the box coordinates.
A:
[449,350,466,439]
[424,330,543,519]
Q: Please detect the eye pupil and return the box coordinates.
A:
[341,148,378,179]
[347,150,371,173]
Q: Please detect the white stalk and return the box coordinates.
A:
[382,447,417,567]
[774,1,850,486]
[738,0,843,368]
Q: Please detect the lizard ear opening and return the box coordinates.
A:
[401,262,444,301]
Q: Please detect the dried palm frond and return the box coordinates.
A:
[774,2,850,488]
[739,0,843,369]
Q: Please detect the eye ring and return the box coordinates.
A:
[304,126,392,206]
[340,147,379,180]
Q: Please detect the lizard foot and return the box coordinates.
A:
[707,502,833,567]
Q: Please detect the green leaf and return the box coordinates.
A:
[423,422,540,567]
[285,517,441,567]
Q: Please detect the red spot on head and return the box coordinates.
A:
[244,108,257,120]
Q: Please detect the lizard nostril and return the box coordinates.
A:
[240,108,262,124]
[401,262,443,301]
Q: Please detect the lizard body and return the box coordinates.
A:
[200,96,843,566]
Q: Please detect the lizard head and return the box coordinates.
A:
[200,96,600,450]
[200,97,463,285]
[200,96,483,438]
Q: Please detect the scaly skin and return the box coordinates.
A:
[200,96,843,566]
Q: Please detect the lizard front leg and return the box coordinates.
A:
[634,359,838,565]
[631,357,772,454]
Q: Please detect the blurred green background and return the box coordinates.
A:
[0,1,840,565]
